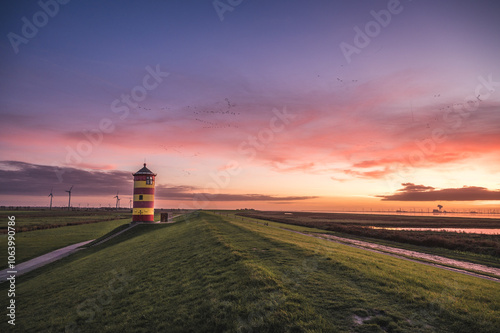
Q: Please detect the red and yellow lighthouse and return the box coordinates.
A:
[132,163,156,222]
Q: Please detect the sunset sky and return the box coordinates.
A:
[1,0,500,211]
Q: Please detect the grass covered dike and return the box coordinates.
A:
[1,212,498,332]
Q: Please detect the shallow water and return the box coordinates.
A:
[310,210,500,219]
[370,227,500,235]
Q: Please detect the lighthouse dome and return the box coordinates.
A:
[133,163,156,176]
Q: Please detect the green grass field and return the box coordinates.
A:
[0,216,130,269]
[0,210,132,232]
[1,212,498,332]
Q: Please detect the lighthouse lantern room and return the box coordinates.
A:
[132,163,156,222]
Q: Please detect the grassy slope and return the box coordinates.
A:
[0,218,130,268]
[1,212,498,332]
[233,214,500,269]
[237,212,500,263]
[221,214,500,332]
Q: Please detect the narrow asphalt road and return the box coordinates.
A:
[0,240,93,283]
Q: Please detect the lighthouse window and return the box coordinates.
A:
[139,195,143,200]
[146,176,153,185]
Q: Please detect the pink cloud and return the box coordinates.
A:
[4,68,500,185]
[343,167,394,179]
[379,183,500,201]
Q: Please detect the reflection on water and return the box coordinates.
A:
[332,211,500,219]
[370,227,500,235]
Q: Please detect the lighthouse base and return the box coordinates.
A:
[132,215,155,222]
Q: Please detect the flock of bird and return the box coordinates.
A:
[137,97,240,129]
[194,118,238,129]
[336,77,358,83]
[159,144,183,154]
[192,97,240,129]
[157,143,198,177]
[158,144,200,158]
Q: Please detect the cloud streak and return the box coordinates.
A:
[155,184,317,202]
[0,161,131,196]
[0,161,317,203]
[379,183,500,201]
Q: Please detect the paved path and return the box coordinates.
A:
[0,240,93,283]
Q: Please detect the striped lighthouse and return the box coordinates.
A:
[132,163,156,222]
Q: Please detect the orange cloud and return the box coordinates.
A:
[343,167,394,179]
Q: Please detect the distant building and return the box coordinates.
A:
[160,212,173,222]
[132,163,156,222]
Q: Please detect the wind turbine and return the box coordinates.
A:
[114,191,120,210]
[48,188,53,210]
[66,185,73,210]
